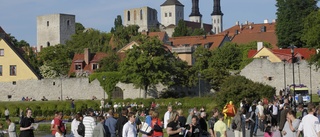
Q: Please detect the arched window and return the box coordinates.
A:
[214,19,216,23]
[47,42,50,47]
[67,20,70,26]
[169,12,172,17]
[214,27,216,34]
[217,19,220,23]
[134,10,137,20]
[127,11,130,21]
[165,13,167,17]
[47,21,49,26]
[140,9,143,20]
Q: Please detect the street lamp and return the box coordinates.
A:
[198,72,201,97]
[289,45,296,112]
[310,65,312,103]
[297,62,301,85]
[282,59,286,91]
[102,76,106,100]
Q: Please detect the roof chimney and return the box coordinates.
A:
[84,48,91,65]
[264,19,268,24]
[257,42,263,51]
[236,21,239,25]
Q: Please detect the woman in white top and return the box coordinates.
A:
[71,113,83,137]
[6,119,17,137]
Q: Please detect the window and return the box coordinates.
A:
[92,64,99,70]
[75,64,82,70]
[47,21,49,26]
[127,11,131,21]
[165,13,167,17]
[67,20,70,26]
[217,19,219,23]
[169,12,172,17]
[140,10,143,20]
[0,49,3,56]
[10,65,16,76]
[134,10,137,20]
[47,42,50,47]
[214,19,216,23]
[0,65,2,76]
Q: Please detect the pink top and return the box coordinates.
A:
[264,132,272,137]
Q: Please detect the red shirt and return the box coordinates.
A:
[151,118,163,137]
[51,118,66,135]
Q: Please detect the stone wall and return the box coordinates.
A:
[0,78,105,101]
[240,59,319,95]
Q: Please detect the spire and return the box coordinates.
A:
[211,0,223,16]
[189,0,202,17]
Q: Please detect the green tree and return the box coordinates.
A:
[111,15,123,33]
[75,22,85,34]
[276,0,318,48]
[209,43,242,70]
[38,44,73,75]
[112,25,140,49]
[66,29,112,53]
[302,10,320,48]
[97,51,120,72]
[119,36,187,98]
[172,20,190,37]
[214,75,275,108]
[191,28,206,36]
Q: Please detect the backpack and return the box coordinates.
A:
[77,122,85,136]
[231,120,237,130]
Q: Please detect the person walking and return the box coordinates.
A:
[83,108,97,137]
[282,110,300,137]
[71,113,83,137]
[214,113,227,137]
[186,116,202,137]
[105,110,117,137]
[19,109,35,137]
[151,111,163,137]
[246,105,256,137]
[279,103,290,134]
[208,108,219,137]
[5,108,9,120]
[6,119,17,137]
[233,109,242,137]
[199,112,208,137]
[164,105,173,129]
[297,103,320,137]
[52,112,66,137]
[93,116,106,137]
[122,112,137,137]
[116,108,128,137]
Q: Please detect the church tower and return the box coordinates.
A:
[211,0,223,34]
[189,0,202,23]
[160,0,184,27]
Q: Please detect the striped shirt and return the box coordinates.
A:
[83,116,96,137]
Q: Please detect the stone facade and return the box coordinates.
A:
[240,59,319,95]
[123,7,159,32]
[212,15,223,34]
[37,13,75,51]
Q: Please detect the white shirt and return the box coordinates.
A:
[164,111,170,128]
[256,104,264,116]
[272,105,278,115]
[298,114,320,137]
[8,122,17,137]
[5,109,9,116]
[122,121,137,137]
[83,116,96,137]
[71,119,81,137]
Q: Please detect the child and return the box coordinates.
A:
[264,125,273,137]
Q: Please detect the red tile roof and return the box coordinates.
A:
[68,52,107,75]
[147,31,167,42]
[248,48,316,62]
[223,22,278,49]
[168,34,228,50]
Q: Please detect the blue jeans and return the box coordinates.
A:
[253,116,258,134]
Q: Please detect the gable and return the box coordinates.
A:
[118,41,140,53]
[253,47,281,62]
[0,38,40,82]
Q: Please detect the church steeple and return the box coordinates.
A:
[189,0,202,23]
[211,0,223,34]
[211,0,223,16]
[189,0,202,17]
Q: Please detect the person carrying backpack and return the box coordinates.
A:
[71,113,84,137]
[246,105,256,137]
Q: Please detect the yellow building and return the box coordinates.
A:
[0,27,40,82]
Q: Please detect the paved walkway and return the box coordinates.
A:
[226,128,281,137]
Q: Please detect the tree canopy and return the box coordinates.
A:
[119,36,188,98]
[275,0,318,48]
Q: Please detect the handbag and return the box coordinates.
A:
[140,122,152,134]
[153,119,163,132]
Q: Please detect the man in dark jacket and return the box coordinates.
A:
[279,103,290,133]
[116,108,128,137]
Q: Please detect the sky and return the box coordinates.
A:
[0,0,279,46]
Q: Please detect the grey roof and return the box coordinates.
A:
[161,0,184,7]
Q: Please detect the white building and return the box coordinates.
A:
[123,7,159,32]
[160,0,184,27]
